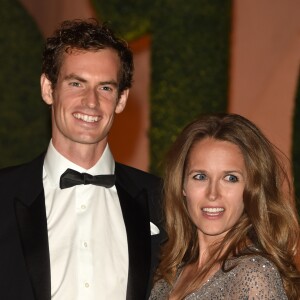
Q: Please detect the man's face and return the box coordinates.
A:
[41,49,128,153]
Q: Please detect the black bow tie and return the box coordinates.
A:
[60,168,116,189]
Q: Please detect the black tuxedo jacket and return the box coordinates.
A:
[0,154,165,300]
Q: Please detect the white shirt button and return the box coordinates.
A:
[85,282,90,288]
[81,204,86,210]
[83,241,88,248]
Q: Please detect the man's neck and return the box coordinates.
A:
[52,140,107,169]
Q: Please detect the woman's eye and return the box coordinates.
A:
[225,174,238,182]
[193,174,206,181]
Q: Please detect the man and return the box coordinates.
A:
[0,19,164,300]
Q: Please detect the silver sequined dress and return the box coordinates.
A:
[149,255,288,299]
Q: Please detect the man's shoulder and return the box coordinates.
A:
[0,153,45,180]
[0,162,28,180]
[115,162,160,180]
[115,162,162,188]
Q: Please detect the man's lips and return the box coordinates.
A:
[73,112,100,123]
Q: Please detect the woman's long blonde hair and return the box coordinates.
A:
[155,113,300,299]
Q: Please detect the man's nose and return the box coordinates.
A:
[82,88,99,108]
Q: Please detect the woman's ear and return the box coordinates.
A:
[40,74,54,105]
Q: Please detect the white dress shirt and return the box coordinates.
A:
[43,141,128,300]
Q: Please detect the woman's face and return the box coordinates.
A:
[183,138,247,244]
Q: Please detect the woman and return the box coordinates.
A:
[150,113,300,299]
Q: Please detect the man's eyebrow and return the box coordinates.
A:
[63,74,118,87]
[64,73,87,82]
[99,81,118,87]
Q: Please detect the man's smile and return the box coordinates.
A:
[73,112,100,123]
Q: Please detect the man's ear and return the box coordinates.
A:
[115,89,129,114]
[40,74,54,105]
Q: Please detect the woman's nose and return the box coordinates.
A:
[208,181,219,201]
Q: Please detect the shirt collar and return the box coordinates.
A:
[44,140,115,188]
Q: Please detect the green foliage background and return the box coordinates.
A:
[0,0,50,167]
[92,0,231,175]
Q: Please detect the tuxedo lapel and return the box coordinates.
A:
[115,173,151,300]
[14,154,51,300]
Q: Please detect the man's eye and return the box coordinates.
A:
[70,82,81,87]
[193,174,206,180]
[225,174,238,182]
[101,86,113,92]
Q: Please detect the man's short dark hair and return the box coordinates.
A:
[42,19,134,94]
